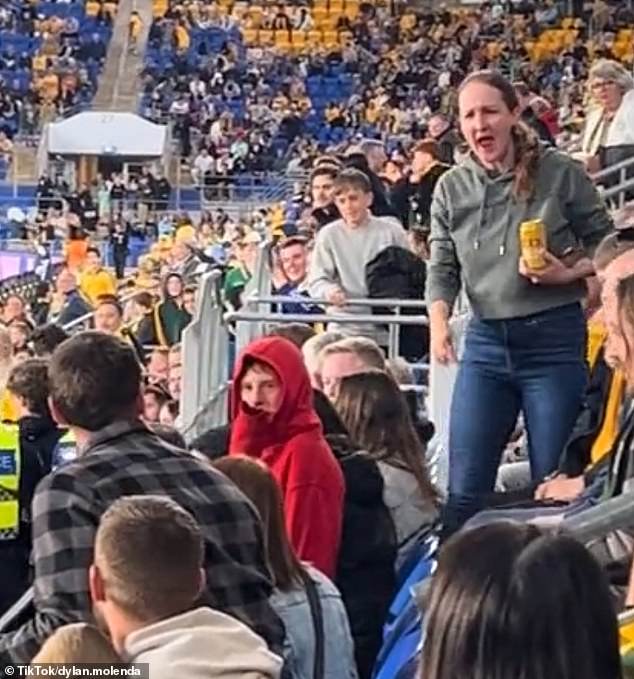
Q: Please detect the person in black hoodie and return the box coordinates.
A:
[309,165,341,229]
[0,359,64,613]
[390,139,450,230]
[188,390,397,679]
[313,390,397,679]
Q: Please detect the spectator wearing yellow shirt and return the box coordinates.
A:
[129,11,143,54]
[175,21,190,52]
[79,247,117,306]
[175,221,196,244]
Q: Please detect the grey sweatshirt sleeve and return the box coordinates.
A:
[426,179,462,308]
[308,228,340,300]
[563,159,614,256]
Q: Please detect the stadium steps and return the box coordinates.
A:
[93,0,153,112]
[8,142,38,184]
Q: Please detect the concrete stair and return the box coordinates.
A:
[93,0,153,112]
[10,142,39,184]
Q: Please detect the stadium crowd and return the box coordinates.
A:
[141,0,634,185]
[1,0,634,678]
[0,0,115,144]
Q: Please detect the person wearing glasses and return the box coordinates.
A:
[579,59,634,182]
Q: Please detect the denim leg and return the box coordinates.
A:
[443,323,521,535]
[521,362,588,480]
[513,304,588,481]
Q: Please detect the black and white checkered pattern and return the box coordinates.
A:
[0,420,283,663]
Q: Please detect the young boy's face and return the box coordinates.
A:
[334,186,373,227]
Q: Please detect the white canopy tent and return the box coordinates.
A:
[47,112,167,157]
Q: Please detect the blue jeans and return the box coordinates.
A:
[442,303,588,536]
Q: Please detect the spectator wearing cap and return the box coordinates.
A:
[391,140,450,230]
[427,114,460,165]
[79,248,116,307]
[513,82,556,145]
[0,332,284,663]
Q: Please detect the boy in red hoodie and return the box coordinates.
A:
[229,336,344,578]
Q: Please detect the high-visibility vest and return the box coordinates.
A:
[0,425,20,540]
[53,430,77,470]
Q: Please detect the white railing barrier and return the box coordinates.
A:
[239,294,429,360]
[180,271,230,440]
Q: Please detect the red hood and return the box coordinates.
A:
[229,336,322,456]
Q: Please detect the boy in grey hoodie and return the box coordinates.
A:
[89,495,282,679]
[308,168,408,340]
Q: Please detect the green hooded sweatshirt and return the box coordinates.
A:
[426,146,614,320]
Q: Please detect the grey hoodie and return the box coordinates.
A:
[124,607,283,679]
[426,146,613,320]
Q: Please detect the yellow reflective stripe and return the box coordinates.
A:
[0,426,20,533]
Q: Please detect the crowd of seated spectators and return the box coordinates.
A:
[0,0,115,146]
[1,2,634,676]
[139,0,633,185]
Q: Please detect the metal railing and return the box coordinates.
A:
[60,288,141,333]
[238,293,428,359]
[592,155,634,185]
[559,491,634,544]
[603,176,634,210]
[591,155,634,211]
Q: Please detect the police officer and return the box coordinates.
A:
[0,360,71,613]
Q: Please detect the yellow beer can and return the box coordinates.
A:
[520,219,547,270]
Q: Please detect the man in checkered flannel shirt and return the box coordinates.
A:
[0,332,283,663]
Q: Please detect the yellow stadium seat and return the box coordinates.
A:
[258,29,274,46]
[292,30,307,48]
[313,0,328,9]
[561,17,575,29]
[86,0,100,16]
[330,0,344,13]
[307,29,323,47]
[344,4,359,20]
[275,30,291,44]
[323,29,338,47]
[241,28,258,45]
[313,7,328,23]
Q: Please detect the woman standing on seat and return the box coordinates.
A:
[426,70,613,535]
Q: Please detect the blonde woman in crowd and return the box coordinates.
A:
[580,59,634,175]
[32,623,122,664]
